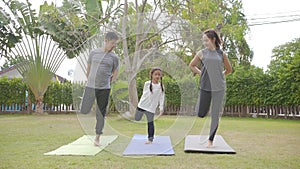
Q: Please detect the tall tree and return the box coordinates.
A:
[267,38,300,106]
[41,0,123,82]
[0,0,68,114]
[165,0,253,66]
[117,0,186,114]
[39,0,91,59]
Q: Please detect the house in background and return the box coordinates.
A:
[0,65,67,83]
[0,65,67,112]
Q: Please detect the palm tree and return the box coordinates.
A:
[0,0,66,114]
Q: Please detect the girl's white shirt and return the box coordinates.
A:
[137,80,165,113]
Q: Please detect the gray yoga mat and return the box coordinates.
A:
[184,135,236,154]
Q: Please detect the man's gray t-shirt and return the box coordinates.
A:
[86,48,119,89]
[197,48,225,91]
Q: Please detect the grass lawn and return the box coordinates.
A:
[0,114,299,169]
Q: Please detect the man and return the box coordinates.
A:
[80,32,119,146]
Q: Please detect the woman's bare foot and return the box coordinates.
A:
[145,140,153,144]
[94,135,101,147]
[207,140,213,148]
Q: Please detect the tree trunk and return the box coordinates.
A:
[276,105,279,117]
[35,97,44,114]
[283,106,287,119]
[266,105,269,118]
[128,72,138,115]
[122,0,132,116]
[27,97,32,114]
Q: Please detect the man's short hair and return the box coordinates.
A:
[105,32,119,41]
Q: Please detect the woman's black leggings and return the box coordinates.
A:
[196,89,225,141]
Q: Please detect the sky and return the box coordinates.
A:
[242,0,300,70]
[1,0,300,80]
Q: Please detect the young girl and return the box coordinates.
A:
[189,29,232,148]
[135,67,165,144]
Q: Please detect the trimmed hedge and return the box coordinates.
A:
[1,62,299,112]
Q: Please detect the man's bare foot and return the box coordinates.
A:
[94,135,101,147]
[207,140,213,148]
[145,140,153,144]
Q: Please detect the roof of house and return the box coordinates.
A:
[0,65,67,82]
[0,66,18,76]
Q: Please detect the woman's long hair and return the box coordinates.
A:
[204,29,223,50]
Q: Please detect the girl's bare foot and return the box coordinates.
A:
[207,140,213,148]
[94,135,101,147]
[145,140,153,144]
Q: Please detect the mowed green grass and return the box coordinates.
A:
[0,114,299,169]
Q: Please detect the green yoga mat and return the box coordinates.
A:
[44,135,118,156]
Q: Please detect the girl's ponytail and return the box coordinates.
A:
[160,76,164,92]
[150,76,153,93]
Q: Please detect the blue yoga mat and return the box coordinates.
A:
[123,134,175,156]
